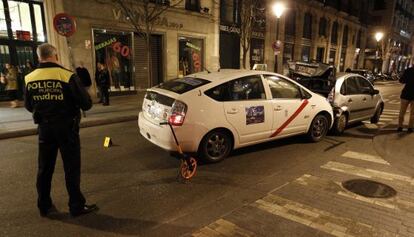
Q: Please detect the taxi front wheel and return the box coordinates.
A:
[198,129,232,163]
[307,114,329,142]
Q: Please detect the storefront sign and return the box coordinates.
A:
[53,13,77,37]
[219,25,265,39]
[400,30,411,39]
[185,42,201,51]
[95,37,117,50]
[112,41,130,57]
[112,9,183,30]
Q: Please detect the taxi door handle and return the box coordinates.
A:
[348,99,353,103]
[227,108,239,114]
[362,98,367,102]
[274,106,282,111]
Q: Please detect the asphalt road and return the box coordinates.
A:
[1,82,410,237]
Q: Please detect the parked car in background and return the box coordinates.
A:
[288,62,384,135]
[138,70,333,163]
[349,69,375,83]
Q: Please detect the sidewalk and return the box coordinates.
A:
[373,112,414,176]
[0,92,145,140]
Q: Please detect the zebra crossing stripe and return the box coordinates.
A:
[379,114,397,118]
[252,194,394,237]
[341,151,390,165]
[321,161,414,185]
[192,219,254,237]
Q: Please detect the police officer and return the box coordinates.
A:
[24,43,97,217]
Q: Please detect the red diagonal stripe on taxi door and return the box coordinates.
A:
[270,99,309,138]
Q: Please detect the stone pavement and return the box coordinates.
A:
[190,113,414,237]
[0,92,145,139]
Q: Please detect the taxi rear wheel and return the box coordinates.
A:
[307,114,329,142]
[199,129,232,163]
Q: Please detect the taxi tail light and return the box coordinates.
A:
[327,87,335,104]
[168,100,187,126]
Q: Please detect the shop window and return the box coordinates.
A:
[8,1,33,40]
[316,47,325,62]
[220,0,240,25]
[185,0,200,12]
[283,43,294,64]
[33,4,45,42]
[329,49,336,65]
[303,12,312,39]
[301,46,311,62]
[178,37,203,77]
[93,29,134,92]
[0,1,7,38]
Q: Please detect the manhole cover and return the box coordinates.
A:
[342,179,397,198]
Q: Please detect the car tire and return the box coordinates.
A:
[198,129,232,163]
[307,114,329,142]
[332,113,347,135]
[370,106,382,124]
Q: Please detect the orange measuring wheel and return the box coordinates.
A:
[180,157,197,179]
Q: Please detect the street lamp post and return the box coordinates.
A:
[375,32,384,73]
[273,2,285,73]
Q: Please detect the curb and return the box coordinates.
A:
[0,114,138,140]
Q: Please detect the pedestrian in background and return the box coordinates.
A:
[397,64,414,133]
[95,62,110,106]
[0,63,19,108]
[24,60,35,75]
[76,61,92,117]
[24,43,97,217]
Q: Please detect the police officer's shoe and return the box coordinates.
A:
[39,205,58,218]
[70,204,98,217]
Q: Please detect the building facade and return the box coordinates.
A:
[0,0,47,100]
[365,0,414,73]
[1,0,220,100]
[264,0,369,74]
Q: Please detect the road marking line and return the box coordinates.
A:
[192,219,254,237]
[383,99,390,102]
[382,109,400,113]
[379,114,397,118]
[252,194,395,237]
[379,118,394,122]
[341,151,390,165]
[321,161,414,185]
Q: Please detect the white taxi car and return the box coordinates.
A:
[138,70,333,163]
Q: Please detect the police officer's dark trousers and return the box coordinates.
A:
[37,117,86,212]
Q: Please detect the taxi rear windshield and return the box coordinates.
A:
[157,77,210,94]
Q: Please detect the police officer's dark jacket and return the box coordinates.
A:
[24,62,92,123]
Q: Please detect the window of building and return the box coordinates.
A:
[342,25,348,46]
[374,0,386,10]
[179,36,204,76]
[93,29,134,92]
[303,12,312,39]
[316,47,325,62]
[8,1,33,40]
[319,17,327,37]
[185,0,200,12]
[302,46,311,62]
[33,4,45,42]
[220,0,240,25]
[329,49,336,65]
[250,38,264,67]
[331,21,338,44]
[0,1,7,38]
[283,43,294,64]
[284,10,296,36]
[356,30,362,48]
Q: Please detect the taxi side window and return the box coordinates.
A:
[264,75,301,99]
[228,75,266,101]
[204,75,265,101]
